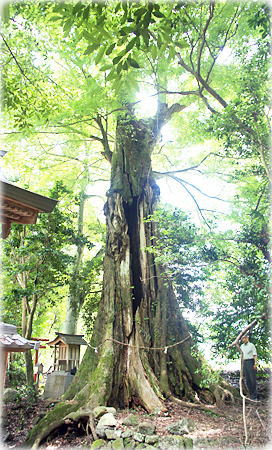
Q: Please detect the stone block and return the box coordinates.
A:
[105,429,122,440]
[167,418,195,435]
[123,414,139,426]
[3,388,18,403]
[106,407,117,416]
[133,432,145,442]
[121,429,133,438]
[145,435,159,445]
[111,438,124,448]
[138,422,156,435]
[123,437,136,448]
[43,371,74,399]
[90,438,107,449]
[93,406,108,419]
[97,413,117,428]
[157,435,193,449]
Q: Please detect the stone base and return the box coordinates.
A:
[43,371,74,399]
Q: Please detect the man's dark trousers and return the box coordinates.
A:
[243,359,257,399]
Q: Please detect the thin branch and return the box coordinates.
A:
[166,176,211,228]
[205,7,239,84]
[94,115,113,162]
[51,118,95,128]
[201,208,225,214]
[89,134,104,143]
[1,34,45,98]
[155,172,228,202]
[156,89,201,97]
[254,183,268,212]
[154,152,219,174]
[198,92,218,113]
[197,0,215,75]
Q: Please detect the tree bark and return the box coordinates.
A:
[25,107,233,447]
[25,350,35,388]
[63,176,88,334]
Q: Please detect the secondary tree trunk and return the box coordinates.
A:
[25,107,233,447]
[63,184,87,335]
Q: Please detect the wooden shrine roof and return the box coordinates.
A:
[47,332,88,347]
[0,180,57,238]
[0,322,34,352]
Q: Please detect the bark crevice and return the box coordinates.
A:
[123,197,143,316]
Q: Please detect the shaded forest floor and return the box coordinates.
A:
[2,370,271,449]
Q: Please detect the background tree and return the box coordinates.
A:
[146,203,270,363]
[2,183,74,385]
[61,164,105,335]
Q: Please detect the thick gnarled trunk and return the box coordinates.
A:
[25,108,232,447]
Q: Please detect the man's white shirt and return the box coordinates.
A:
[240,342,257,360]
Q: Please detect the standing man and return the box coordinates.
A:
[240,334,258,400]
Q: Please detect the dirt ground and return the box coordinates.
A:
[2,371,271,449]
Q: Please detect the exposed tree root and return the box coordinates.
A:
[170,379,235,411]
[25,405,96,449]
[212,385,235,407]
[169,395,218,412]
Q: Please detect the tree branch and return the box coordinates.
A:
[177,53,228,108]
[229,315,266,348]
[94,115,113,162]
[197,0,215,75]
[152,102,186,139]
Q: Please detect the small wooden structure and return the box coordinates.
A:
[0,322,35,392]
[47,332,87,372]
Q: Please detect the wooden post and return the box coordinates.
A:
[66,344,69,372]
[54,345,57,370]
[34,348,39,382]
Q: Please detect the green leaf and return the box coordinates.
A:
[134,7,147,17]
[168,45,176,60]
[127,57,140,68]
[116,63,123,74]
[100,64,113,71]
[63,20,72,34]
[119,26,135,36]
[83,6,90,20]
[125,37,137,53]
[123,61,129,70]
[150,45,158,58]
[95,46,105,64]
[175,41,190,49]
[152,10,165,18]
[73,3,83,15]
[113,54,124,65]
[141,30,149,47]
[83,30,93,40]
[106,43,116,55]
[106,70,116,81]
[114,3,121,14]
[143,11,152,28]
[84,43,99,55]
[50,16,62,22]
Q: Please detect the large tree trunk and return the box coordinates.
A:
[25,107,233,447]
